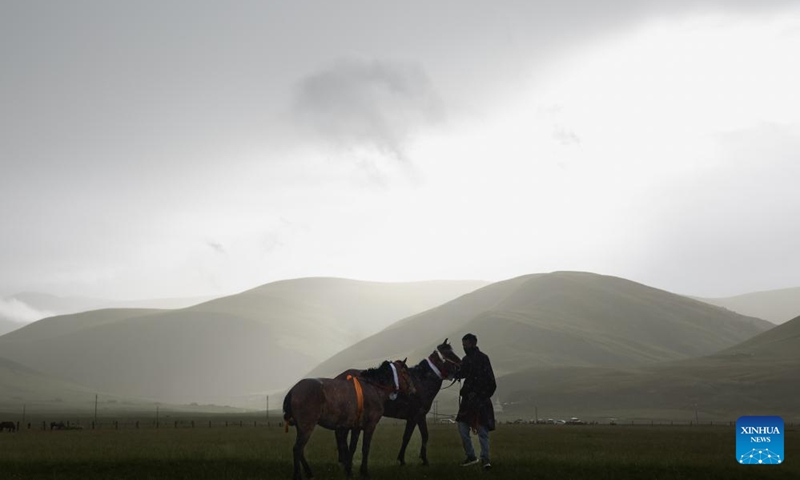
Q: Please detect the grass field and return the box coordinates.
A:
[1,422,797,479]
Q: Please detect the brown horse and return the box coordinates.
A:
[283,359,415,479]
[335,339,462,466]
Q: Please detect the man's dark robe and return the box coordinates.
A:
[456,346,496,431]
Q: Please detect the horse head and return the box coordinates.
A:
[435,338,462,379]
[392,358,416,395]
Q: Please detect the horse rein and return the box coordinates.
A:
[440,378,459,390]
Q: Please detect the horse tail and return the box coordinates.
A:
[283,390,295,433]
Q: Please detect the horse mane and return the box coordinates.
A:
[359,360,393,386]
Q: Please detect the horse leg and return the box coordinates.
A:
[336,428,354,477]
[335,428,348,464]
[396,419,416,465]
[359,425,376,478]
[348,428,361,463]
[293,424,315,480]
[418,416,430,466]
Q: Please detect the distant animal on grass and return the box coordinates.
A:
[0,421,16,432]
[50,421,66,430]
[283,359,415,479]
[335,338,463,466]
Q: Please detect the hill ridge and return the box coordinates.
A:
[309,271,772,379]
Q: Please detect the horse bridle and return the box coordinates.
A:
[388,361,403,400]
[426,352,445,379]
[428,349,461,380]
[358,360,408,397]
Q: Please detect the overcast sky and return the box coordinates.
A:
[2,1,799,304]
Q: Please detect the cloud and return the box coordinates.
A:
[290,58,444,161]
[553,126,581,146]
[0,298,54,323]
[207,242,226,255]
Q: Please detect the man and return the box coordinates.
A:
[456,333,496,470]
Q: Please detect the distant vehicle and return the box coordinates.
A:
[609,418,618,426]
[546,418,555,424]
[567,417,586,425]
[555,419,566,425]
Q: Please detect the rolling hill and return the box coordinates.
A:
[0,319,22,337]
[3,292,104,317]
[498,314,800,422]
[0,278,487,406]
[0,355,253,416]
[1,292,220,325]
[696,287,800,325]
[0,355,97,414]
[0,308,167,343]
[309,272,773,380]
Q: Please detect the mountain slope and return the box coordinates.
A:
[498,315,800,421]
[0,319,22,337]
[0,355,96,412]
[1,309,166,343]
[4,292,104,317]
[696,287,800,325]
[0,278,487,405]
[713,312,800,361]
[1,292,220,326]
[309,272,772,379]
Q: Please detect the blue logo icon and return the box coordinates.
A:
[737,416,784,465]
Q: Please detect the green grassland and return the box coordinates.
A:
[1,422,797,479]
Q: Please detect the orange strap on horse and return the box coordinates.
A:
[347,374,364,425]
